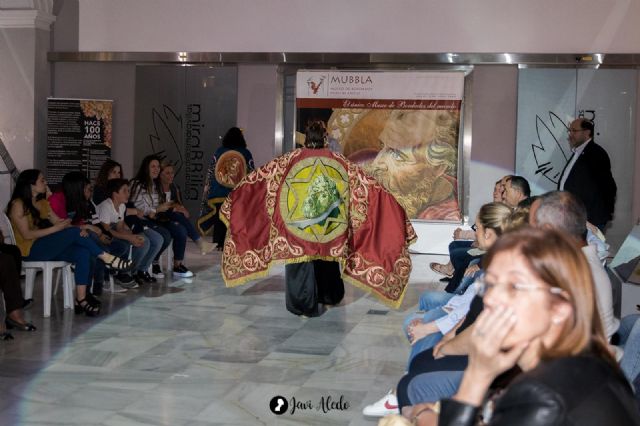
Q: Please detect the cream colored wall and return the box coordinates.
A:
[77,0,640,53]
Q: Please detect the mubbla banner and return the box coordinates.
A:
[296,71,464,222]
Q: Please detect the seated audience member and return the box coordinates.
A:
[502,175,530,208]
[396,191,612,414]
[49,171,127,297]
[529,191,618,339]
[0,251,35,339]
[8,170,131,317]
[158,161,214,255]
[431,176,512,289]
[94,159,145,235]
[96,179,162,286]
[403,228,640,426]
[130,155,189,278]
[365,203,513,418]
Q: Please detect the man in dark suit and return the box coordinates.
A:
[558,118,617,231]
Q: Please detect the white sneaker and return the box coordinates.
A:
[151,264,165,278]
[362,390,399,417]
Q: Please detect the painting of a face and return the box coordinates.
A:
[322,108,461,220]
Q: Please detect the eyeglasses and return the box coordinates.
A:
[470,224,477,232]
[476,274,568,299]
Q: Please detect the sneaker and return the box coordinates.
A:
[362,390,399,417]
[116,273,139,289]
[172,264,194,278]
[151,264,165,278]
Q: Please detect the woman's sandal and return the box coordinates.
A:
[429,262,454,278]
[104,255,133,272]
[75,298,101,317]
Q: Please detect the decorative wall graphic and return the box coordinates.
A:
[530,111,570,186]
[134,66,237,218]
[516,68,636,251]
[296,70,465,222]
[46,98,112,186]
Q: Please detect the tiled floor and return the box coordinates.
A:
[0,243,448,425]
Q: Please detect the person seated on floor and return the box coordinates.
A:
[0,250,35,340]
[96,178,163,288]
[502,175,530,208]
[8,170,132,317]
[48,171,126,298]
[401,228,640,426]
[363,202,513,418]
[430,177,512,282]
[157,160,215,256]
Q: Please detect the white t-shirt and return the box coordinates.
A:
[96,198,126,226]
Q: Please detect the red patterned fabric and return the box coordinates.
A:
[220,148,416,308]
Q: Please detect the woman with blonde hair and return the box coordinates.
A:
[407,227,639,425]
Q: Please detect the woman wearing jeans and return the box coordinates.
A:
[8,170,131,316]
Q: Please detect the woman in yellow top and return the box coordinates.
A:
[7,170,132,316]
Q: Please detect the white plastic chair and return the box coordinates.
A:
[1,213,74,317]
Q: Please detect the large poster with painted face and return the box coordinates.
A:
[296,70,464,222]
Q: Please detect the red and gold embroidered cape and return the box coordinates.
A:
[220,148,416,309]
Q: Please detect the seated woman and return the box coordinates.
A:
[364,202,512,417]
[49,171,129,296]
[96,179,162,285]
[158,160,214,255]
[0,250,35,339]
[404,202,513,364]
[404,228,640,426]
[8,170,131,317]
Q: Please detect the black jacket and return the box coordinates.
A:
[560,141,617,227]
[439,355,640,426]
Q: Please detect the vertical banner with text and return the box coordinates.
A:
[47,98,112,186]
[296,71,464,222]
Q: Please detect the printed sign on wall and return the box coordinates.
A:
[46,98,112,186]
[296,70,465,222]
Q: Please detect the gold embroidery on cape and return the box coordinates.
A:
[344,249,412,303]
[279,157,349,243]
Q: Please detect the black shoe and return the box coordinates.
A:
[136,271,156,283]
[23,298,34,309]
[172,264,194,278]
[86,292,102,307]
[116,272,135,284]
[75,298,100,317]
[0,332,14,341]
[151,264,165,279]
[5,317,36,331]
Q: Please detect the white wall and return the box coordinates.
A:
[77,0,640,53]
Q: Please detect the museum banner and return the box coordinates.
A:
[46,98,113,186]
[296,70,464,221]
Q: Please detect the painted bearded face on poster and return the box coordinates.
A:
[369,110,460,220]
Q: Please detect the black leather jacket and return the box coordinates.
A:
[439,355,640,426]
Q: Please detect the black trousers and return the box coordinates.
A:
[212,202,226,247]
[0,243,22,273]
[284,260,344,317]
[0,252,25,315]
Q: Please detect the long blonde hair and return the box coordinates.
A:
[484,227,615,366]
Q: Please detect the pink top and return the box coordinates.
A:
[48,191,68,219]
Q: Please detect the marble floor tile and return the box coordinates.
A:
[0,245,448,425]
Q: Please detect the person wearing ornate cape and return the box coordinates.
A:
[220,121,416,314]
